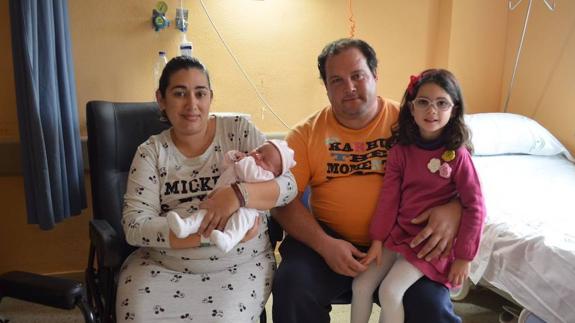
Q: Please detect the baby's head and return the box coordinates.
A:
[248,139,296,177]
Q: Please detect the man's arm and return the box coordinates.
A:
[273,192,367,277]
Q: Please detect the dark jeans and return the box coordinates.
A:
[272,228,461,323]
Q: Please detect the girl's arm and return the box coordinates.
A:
[452,148,485,260]
[410,149,477,261]
[361,240,383,266]
[448,259,470,287]
[370,146,403,241]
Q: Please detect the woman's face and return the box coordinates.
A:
[158,68,212,137]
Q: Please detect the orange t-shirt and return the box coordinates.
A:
[286,97,399,246]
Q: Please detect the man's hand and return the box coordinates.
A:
[198,186,240,236]
[410,199,462,261]
[318,237,367,277]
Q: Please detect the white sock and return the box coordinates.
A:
[210,230,236,253]
[166,211,201,238]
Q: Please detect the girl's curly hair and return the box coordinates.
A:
[393,68,472,152]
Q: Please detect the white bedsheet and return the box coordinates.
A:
[469,154,575,323]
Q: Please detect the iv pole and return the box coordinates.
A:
[503,0,556,112]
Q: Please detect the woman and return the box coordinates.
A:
[117,56,297,322]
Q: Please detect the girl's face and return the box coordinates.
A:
[157,68,212,138]
[410,82,454,141]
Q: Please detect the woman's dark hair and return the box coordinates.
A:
[393,68,472,151]
[158,55,212,97]
[317,38,378,84]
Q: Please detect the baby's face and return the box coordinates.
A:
[248,142,282,177]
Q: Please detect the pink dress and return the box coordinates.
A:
[369,144,485,287]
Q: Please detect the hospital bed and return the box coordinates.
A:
[451,113,575,323]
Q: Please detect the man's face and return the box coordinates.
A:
[324,47,379,129]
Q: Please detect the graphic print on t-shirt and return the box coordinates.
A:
[325,135,394,179]
[161,175,220,211]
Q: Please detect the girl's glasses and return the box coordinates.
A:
[412,98,454,111]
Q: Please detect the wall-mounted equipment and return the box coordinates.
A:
[175,8,189,32]
[152,1,170,32]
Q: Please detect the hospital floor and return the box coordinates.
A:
[0,284,516,322]
[0,251,518,322]
[263,286,517,322]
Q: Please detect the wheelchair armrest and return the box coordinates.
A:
[0,271,86,310]
[89,219,124,268]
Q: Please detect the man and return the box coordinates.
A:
[272,38,462,323]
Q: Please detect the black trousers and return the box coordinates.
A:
[272,229,461,323]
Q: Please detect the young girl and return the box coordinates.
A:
[351,69,485,323]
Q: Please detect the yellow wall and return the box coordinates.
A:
[0,0,572,275]
[502,0,575,153]
[446,1,508,113]
[0,177,92,274]
[0,0,16,139]
[63,0,509,133]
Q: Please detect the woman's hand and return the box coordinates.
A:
[168,215,258,248]
[198,185,240,236]
[169,230,201,249]
[410,199,462,261]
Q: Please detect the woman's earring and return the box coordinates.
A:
[159,109,168,122]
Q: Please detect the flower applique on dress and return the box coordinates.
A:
[427,158,441,173]
[438,163,452,178]
[441,150,456,162]
[428,150,455,179]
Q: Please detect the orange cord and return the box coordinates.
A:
[348,0,356,38]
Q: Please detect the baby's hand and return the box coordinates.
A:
[360,240,383,266]
[448,259,470,287]
[240,215,260,242]
[232,151,247,161]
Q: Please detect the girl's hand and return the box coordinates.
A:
[360,240,383,266]
[198,185,240,236]
[448,259,470,287]
[319,237,367,277]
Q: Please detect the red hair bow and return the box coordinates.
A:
[407,74,421,96]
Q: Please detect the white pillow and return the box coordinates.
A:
[464,113,572,159]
